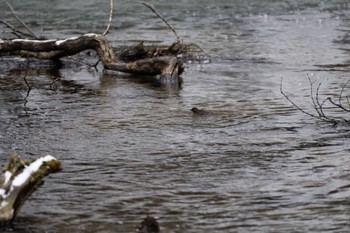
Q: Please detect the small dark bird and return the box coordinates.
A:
[138,216,160,233]
[191,107,207,115]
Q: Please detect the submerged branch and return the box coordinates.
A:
[280,78,340,123]
[280,78,322,119]
[281,77,350,124]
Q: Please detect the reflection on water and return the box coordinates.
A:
[1,0,350,232]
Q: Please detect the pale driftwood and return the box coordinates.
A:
[0,155,62,227]
[103,0,114,36]
[0,33,183,79]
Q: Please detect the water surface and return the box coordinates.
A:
[1,0,350,232]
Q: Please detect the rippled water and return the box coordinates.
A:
[1,0,350,232]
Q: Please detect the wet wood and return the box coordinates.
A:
[0,34,185,79]
[0,155,62,227]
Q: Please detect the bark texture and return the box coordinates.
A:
[0,34,183,79]
[0,155,62,227]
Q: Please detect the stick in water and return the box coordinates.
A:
[3,0,37,39]
[103,0,114,36]
[140,1,180,43]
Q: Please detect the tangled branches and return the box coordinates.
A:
[0,1,194,81]
[280,76,350,124]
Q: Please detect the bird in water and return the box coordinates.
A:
[191,107,208,115]
[138,216,160,233]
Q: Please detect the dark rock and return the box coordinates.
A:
[138,216,160,233]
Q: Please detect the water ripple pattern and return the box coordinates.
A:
[1,0,350,232]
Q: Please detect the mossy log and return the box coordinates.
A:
[0,34,184,80]
[0,155,62,227]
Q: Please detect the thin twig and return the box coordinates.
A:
[326,97,350,112]
[50,77,60,91]
[103,0,114,36]
[23,56,31,95]
[315,82,327,118]
[280,77,350,124]
[0,19,34,38]
[280,78,325,120]
[338,79,350,107]
[92,59,100,69]
[22,56,32,115]
[308,76,322,117]
[140,1,180,43]
[3,0,37,39]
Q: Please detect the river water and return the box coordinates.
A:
[1,0,350,232]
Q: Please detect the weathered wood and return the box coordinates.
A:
[0,34,115,63]
[0,155,62,227]
[0,34,183,79]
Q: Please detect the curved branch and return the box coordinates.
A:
[339,79,350,107]
[280,78,325,120]
[0,34,183,79]
[281,77,350,124]
[103,0,114,36]
[0,155,62,226]
[280,78,336,123]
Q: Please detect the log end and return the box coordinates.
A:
[0,155,62,227]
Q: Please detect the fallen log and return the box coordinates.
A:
[0,155,62,227]
[0,33,183,80]
[0,0,212,84]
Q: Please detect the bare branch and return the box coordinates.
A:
[0,19,34,38]
[280,78,326,120]
[339,79,350,107]
[23,55,32,94]
[307,75,322,117]
[22,56,31,115]
[280,77,350,124]
[326,97,350,113]
[103,0,114,36]
[3,0,37,39]
[315,81,328,118]
[140,1,180,43]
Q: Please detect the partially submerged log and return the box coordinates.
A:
[0,155,62,227]
[0,34,184,81]
[0,0,211,85]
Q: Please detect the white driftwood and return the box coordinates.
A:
[0,155,62,226]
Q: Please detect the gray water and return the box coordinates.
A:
[1,0,350,232]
